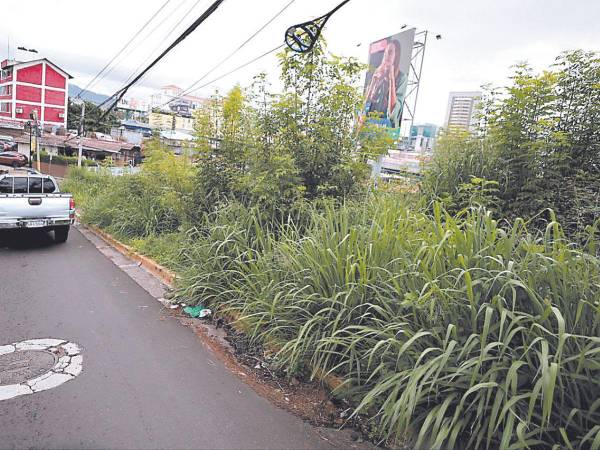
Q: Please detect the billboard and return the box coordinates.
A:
[363,29,415,135]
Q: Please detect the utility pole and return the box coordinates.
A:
[30,109,41,171]
[78,101,85,167]
[28,120,33,169]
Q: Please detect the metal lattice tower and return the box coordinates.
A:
[399,30,428,148]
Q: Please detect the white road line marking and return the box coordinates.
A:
[0,338,83,401]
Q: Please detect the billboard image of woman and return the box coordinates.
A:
[363,29,415,131]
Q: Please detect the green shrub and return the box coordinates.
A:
[60,166,106,206]
[423,51,600,239]
[62,143,195,241]
[39,151,96,166]
[82,173,182,238]
[173,196,600,449]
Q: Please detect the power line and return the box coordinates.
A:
[99,0,227,121]
[76,0,172,99]
[177,44,284,97]
[120,0,210,88]
[101,0,197,90]
[160,0,296,107]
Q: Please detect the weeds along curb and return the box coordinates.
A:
[79,221,347,394]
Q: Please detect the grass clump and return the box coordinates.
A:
[172,197,600,449]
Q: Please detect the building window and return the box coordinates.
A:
[0,68,11,80]
[0,102,10,113]
[0,85,11,96]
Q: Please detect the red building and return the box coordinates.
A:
[0,58,72,129]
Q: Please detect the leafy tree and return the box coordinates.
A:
[193,86,253,209]
[192,39,391,216]
[67,100,120,134]
[424,50,600,237]
[276,42,380,198]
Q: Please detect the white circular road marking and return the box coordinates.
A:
[0,338,83,401]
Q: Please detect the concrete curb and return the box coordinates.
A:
[82,223,177,287]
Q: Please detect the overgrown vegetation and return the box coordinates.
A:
[63,47,600,449]
[172,199,600,449]
[191,43,391,216]
[423,50,600,239]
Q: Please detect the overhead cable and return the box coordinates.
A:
[121,0,210,87]
[180,44,284,97]
[160,0,296,107]
[99,0,227,121]
[76,0,172,99]
[285,0,352,53]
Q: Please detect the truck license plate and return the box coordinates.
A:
[25,220,46,228]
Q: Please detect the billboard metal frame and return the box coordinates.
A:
[400,29,428,145]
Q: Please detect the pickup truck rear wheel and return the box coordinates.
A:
[54,225,70,243]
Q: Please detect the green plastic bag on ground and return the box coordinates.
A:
[183,305,211,318]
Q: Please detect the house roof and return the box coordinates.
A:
[160,130,194,141]
[3,58,73,79]
[121,119,152,130]
[14,133,139,153]
[182,94,207,104]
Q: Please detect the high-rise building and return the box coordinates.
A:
[444,91,482,130]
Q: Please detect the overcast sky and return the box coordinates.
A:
[2,0,598,126]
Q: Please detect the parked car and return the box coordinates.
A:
[0,168,74,242]
[0,135,18,151]
[0,151,28,168]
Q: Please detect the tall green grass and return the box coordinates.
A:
[63,167,186,240]
[64,167,600,448]
[173,196,600,449]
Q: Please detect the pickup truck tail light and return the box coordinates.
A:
[69,197,75,219]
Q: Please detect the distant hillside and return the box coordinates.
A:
[68,84,110,105]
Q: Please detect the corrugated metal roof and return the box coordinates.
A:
[14,133,139,153]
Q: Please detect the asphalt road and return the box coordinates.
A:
[0,227,360,449]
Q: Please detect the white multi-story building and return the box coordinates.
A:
[149,85,206,116]
[410,123,438,153]
[444,91,482,130]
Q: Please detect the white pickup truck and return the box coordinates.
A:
[0,168,75,242]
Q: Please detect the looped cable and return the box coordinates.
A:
[284,0,352,53]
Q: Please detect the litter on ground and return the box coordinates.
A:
[183,305,212,318]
